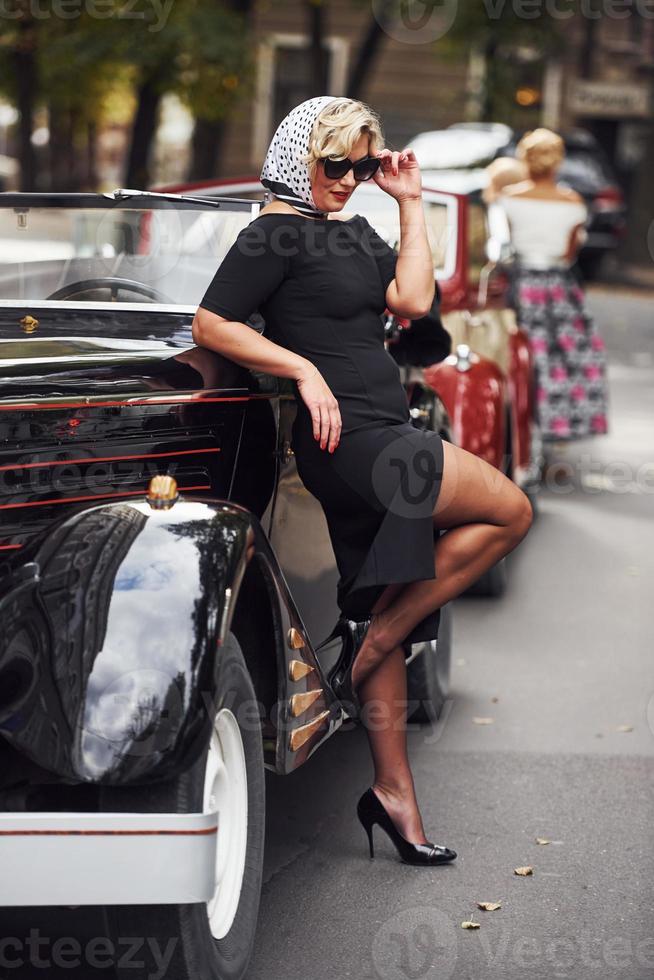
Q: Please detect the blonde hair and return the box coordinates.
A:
[300,98,385,183]
[516,128,564,179]
[483,156,529,202]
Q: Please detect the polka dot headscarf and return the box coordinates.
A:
[260,95,341,218]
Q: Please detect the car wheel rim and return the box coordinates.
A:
[203,707,248,940]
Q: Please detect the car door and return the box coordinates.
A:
[267,384,341,649]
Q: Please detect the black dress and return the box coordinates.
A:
[199,212,445,641]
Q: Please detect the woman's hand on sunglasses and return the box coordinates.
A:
[373,148,422,203]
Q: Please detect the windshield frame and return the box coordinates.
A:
[0,191,261,314]
[0,191,261,212]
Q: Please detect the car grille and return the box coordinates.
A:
[0,401,240,551]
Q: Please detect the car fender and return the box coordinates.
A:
[425,350,507,471]
[0,494,339,785]
[507,323,535,483]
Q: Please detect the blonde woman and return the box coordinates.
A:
[483,155,528,205]
[483,156,529,263]
[499,129,610,441]
[193,97,532,865]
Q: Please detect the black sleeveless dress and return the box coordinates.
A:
[199,212,444,641]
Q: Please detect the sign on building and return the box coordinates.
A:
[568,80,651,119]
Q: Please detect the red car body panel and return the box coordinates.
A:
[507,328,533,478]
[425,355,507,468]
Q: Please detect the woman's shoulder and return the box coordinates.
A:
[500,184,584,206]
[256,203,364,222]
[499,180,535,198]
[254,204,297,219]
[544,185,585,205]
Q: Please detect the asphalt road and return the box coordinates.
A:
[249,285,654,980]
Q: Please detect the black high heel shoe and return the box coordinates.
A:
[316,616,375,720]
[356,787,457,865]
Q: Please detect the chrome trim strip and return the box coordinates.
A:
[0,390,273,411]
[0,300,200,313]
[0,447,221,473]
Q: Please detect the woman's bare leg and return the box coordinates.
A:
[351,440,533,691]
[354,583,430,844]
[358,644,432,844]
[353,440,532,846]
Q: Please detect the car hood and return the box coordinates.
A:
[0,307,253,401]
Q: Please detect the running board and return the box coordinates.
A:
[0,811,218,906]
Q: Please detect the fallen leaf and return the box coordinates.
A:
[461,920,481,929]
[616,725,634,733]
[535,838,551,845]
[514,866,534,876]
[477,901,502,911]
[473,716,494,725]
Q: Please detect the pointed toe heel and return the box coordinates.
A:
[356,787,457,866]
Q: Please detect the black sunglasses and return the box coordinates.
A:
[321,154,381,181]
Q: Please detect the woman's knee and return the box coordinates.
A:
[434,441,530,530]
[507,488,534,542]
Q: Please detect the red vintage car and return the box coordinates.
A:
[416,180,543,594]
[153,175,540,595]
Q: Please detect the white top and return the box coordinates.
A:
[498,194,588,270]
[486,200,512,260]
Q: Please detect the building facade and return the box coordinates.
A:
[215,0,470,177]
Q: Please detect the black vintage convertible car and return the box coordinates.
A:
[0,190,452,979]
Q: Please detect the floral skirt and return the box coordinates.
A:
[511,266,609,441]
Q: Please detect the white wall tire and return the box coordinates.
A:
[203,707,249,941]
[101,632,266,980]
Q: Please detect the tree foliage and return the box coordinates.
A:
[0,0,257,188]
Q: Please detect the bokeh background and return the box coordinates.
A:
[1,0,653,278]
